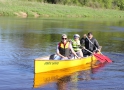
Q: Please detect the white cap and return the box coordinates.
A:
[62,34,67,38]
[74,34,80,38]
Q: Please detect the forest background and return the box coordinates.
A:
[26,0,124,10]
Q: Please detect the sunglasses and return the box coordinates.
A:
[74,36,79,38]
[62,38,67,40]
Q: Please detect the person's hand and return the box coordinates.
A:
[97,49,100,52]
[77,56,81,59]
[62,57,67,59]
[96,49,101,53]
[83,46,85,49]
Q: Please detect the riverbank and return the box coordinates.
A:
[0,0,124,18]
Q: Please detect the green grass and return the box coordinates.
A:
[0,0,124,18]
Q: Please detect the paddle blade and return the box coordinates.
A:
[96,53,112,63]
[103,55,112,63]
[93,53,105,63]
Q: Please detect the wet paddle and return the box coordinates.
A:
[85,36,112,63]
[99,52,112,63]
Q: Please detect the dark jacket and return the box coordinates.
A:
[80,37,100,52]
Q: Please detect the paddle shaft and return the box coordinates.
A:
[84,48,93,54]
[85,36,98,50]
[87,36,104,53]
[86,36,105,54]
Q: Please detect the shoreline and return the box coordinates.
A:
[0,1,124,18]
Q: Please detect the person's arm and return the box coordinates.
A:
[56,44,65,58]
[69,44,79,58]
[94,39,100,50]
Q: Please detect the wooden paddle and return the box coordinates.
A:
[85,36,112,63]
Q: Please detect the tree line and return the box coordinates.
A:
[25,0,124,10]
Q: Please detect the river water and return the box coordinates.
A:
[0,17,124,90]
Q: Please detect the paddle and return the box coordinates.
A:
[84,48,105,63]
[99,53,112,63]
[85,36,112,63]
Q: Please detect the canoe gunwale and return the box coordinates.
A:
[35,55,93,61]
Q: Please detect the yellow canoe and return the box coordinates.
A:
[34,55,98,74]
[34,61,104,88]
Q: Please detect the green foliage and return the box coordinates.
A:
[26,0,124,10]
[117,0,124,10]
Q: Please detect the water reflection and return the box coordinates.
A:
[56,72,80,90]
[34,62,106,89]
[34,69,92,89]
[56,75,71,90]
[78,70,92,81]
[56,62,108,90]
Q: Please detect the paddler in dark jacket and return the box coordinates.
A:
[80,32,100,56]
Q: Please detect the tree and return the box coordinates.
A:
[117,0,124,10]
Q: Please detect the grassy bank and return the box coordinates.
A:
[0,0,124,18]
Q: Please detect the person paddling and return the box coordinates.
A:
[54,34,80,60]
[80,32,100,56]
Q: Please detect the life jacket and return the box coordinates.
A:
[71,39,81,52]
[58,41,70,57]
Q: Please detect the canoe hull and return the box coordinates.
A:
[34,61,105,88]
[34,55,97,73]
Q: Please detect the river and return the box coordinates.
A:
[0,17,124,90]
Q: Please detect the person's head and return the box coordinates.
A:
[74,34,80,40]
[87,32,93,39]
[61,34,67,43]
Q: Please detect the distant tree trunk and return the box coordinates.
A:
[51,0,56,4]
